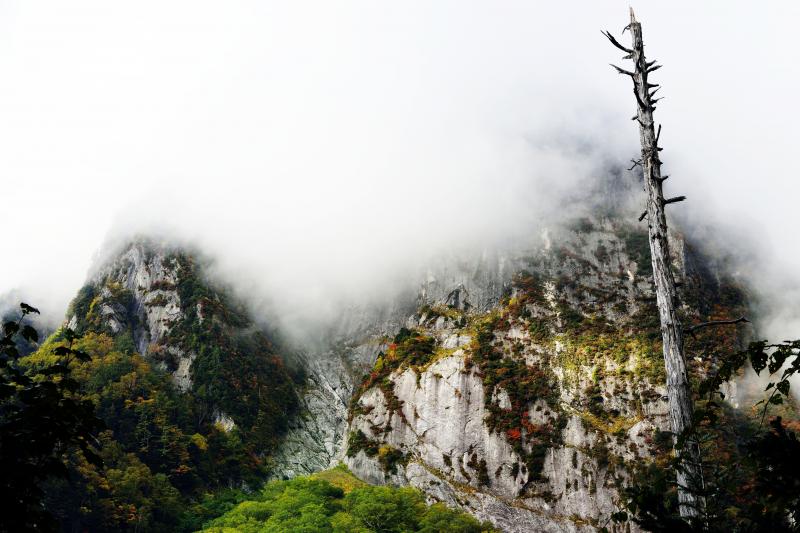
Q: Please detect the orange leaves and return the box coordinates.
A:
[506,428,522,441]
[172,464,192,476]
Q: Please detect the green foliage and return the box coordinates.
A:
[25,248,301,532]
[616,339,800,532]
[311,463,368,493]
[347,431,407,475]
[570,217,595,234]
[179,488,250,532]
[350,328,436,430]
[201,472,497,532]
[700,340,800,425]
[557,329,664,385]
[619,226,652,277]
[68,285,96,334]
[419,503,495,533]
[507,271,546,317]
[0,305,105,532]
[346,429,380,459]
[468,315,566,482]
[558,302,586,330]
[25,329,272,531]
[376,444,407,475]
[339,485,423,532]
[164,254,299,450]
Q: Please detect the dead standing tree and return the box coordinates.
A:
[604,9,704,519]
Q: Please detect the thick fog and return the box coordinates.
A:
[1,2,798,349]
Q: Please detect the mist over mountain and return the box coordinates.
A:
[1,3,799,532]
[1,2,798,342]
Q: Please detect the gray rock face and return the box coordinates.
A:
[74,222,744,531]
[270,301,417,477]
[81,242,196,391]
[278,217,745,532]
[269,242,532,479]
[78,240,300,446]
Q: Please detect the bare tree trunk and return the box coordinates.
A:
[605,9,704,519]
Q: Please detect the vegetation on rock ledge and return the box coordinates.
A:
[201,464,497,532]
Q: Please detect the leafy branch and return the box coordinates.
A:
[1,302,105,531]
[700,339,800,427]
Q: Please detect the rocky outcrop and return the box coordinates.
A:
[269,244,531,478]
[71,242,191,388]
[336,217,748,531]
[68,221,748,531]
[68,240,299,443]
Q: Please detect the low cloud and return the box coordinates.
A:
[0,2,797,356]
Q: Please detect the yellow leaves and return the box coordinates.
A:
[555,330,664,386]
[86,295,101,320]
[213,421,231,433]
[311,464,367,493]
[124,396,155,409]
[190,433,209,451]
[73,332,115,357]
[119,371,140,393]
[578,409,641,436]
[377,445,394,458]
[172,464,192,476]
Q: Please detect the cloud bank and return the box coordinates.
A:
[0,2,798,343]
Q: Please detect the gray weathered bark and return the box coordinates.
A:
[605,9,704,519]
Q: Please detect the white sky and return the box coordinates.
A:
[1,2,798,336]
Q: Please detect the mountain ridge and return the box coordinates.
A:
[32,212,758,531]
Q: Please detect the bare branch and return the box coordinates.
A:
[610,64,635,77]
[684,317,749,335]
[656,124,662,142]
[628,159,642,171]
[602,30,633,53]
[647,64,663,73]
[638,210,648,222]
[663,196,687,205]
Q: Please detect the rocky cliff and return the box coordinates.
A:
[66,239,300,455]
[330,217,749,532]
[58,216,749,532]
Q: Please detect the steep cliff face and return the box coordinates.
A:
[339,217,748,531]
[57,223,747,531]
[269,249,517,479]
[67,239,300,454]
[35,240,306,530]
[69,243,187,383]
[270,292,421,477]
